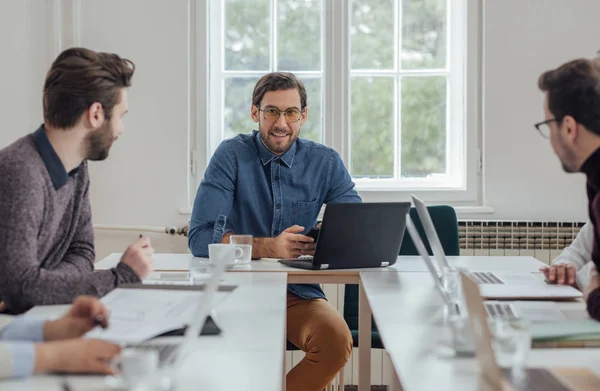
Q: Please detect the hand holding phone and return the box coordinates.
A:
[306,226,321,241]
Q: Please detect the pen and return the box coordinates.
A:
[139,233,151,249]
[93,313,109,329]
[61,377,73,391]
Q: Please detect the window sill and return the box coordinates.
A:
[178,205,496,216]
[353,183,465,192]
[179,207,193,215]
[453,206,496,216]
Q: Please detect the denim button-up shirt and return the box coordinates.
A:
[189,131,362,300]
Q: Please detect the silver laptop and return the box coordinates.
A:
[410,195,582,300]
[460,272,600,391]
[406,215,566,323]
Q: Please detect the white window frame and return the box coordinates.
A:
[191,0,482,208]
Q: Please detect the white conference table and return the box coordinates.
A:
[97,253,379,391]
[95,254,549,274]
[95,253,551,391]
[359,270,597,391]
[0,273,288,391]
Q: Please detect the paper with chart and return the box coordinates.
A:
[86,288,231,344]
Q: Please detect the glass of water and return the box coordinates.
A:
[447,313,475,356]
[488,318,531,371]
[230,234,252,264]
[442,266,462,317]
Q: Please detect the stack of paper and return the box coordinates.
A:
[86,287,232,344]
[531,319,600,348]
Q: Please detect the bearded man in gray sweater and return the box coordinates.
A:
[0,47,154,314]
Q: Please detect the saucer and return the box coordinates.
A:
[105,374,173,390]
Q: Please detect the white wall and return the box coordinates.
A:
[480,0,600,221]
[80,1,191,228]
[1,0,598,246]
[0,1,51,147]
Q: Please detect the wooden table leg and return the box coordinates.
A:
[358,281,371,391]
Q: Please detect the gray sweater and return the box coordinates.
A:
[0,126,140,314]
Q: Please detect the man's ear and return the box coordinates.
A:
[251,105,260,123]
[562,115,579,142]
[85,102,105,128]
[300,107,308,126]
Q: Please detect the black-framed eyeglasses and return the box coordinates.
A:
[258,107,304,123]
[534,118,561,139]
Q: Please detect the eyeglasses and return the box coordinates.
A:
[258,107,304,123]
[533,118,561,139]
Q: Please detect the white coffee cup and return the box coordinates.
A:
[208,243,243,265]
[117,348,159,387]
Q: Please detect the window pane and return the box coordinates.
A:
[350,77,394,177]
[224,77,260,140]
[401,0,447,69]
[300,77,322,142]
[350,0,395,70]
[224,0,270,71]
[277,0,322,71]
[400,76,446,177]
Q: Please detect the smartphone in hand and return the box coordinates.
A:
[306,226,321,241]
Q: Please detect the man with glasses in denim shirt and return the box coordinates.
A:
[189,72,361,391]
[537,56,600,321]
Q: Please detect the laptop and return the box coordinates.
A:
[411,195,582,300]
[407,215,566,323]
[278,202,411,270]
[460,271,600,391]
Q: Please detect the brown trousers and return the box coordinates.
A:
[286,292,353,391]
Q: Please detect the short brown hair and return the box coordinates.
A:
[43,47,135,129]
[538,57,600,136]
[252,72,307,109]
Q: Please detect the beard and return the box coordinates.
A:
[85,120,115,161]
[561,162,577,173]
[259,124,298,155]
[556,138,579,173]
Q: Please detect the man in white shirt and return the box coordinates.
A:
[541,221,595,289]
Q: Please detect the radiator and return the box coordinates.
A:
[458,220,585,264]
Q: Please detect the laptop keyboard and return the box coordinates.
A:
[484,303,517,319]
[280,255,314,262]
[503,368,570,391]
[131,344,178,366]
[142,279,193,286]
[470,271,505,284]
[279,255,315,266]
